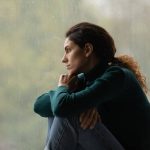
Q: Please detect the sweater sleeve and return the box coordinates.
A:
[33,73,86,117]
[34,91,55,117]
[50,67,125,117]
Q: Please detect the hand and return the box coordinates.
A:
[80,108,101,130]
[58,74,75,87]
[58,74,68,87]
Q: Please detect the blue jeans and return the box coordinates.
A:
[44,116,124,150]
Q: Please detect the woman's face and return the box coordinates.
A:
[62,38,88,75]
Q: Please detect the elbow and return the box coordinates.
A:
[34,95,44,114]
[33,100,42,115]
[33,102,47,117]
[34,101,39,114]
[33,96,48,117]
[34,93,54,117]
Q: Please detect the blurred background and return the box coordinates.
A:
[0,0,150,149]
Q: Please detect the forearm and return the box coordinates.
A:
[50,85,101,116]
[50,67,125,117]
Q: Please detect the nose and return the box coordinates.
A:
[61,53,68,63]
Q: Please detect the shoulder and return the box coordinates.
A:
[96,65,136,84]
[104,65,135,78]
[99,65,125,80]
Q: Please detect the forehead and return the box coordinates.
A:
[64,38,76,48]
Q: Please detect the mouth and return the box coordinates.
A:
[66,65,70,69]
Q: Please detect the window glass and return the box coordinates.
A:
[0,0,149,149]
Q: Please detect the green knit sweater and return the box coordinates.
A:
[34,64,150,150]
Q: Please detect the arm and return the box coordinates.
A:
[33,74,84,117]
[34,91,55,117]
[50,67,125,117]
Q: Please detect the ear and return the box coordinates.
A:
[84,43,93,57]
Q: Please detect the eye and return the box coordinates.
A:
[65,47,71,53]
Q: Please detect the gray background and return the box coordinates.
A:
[0,0,150,149]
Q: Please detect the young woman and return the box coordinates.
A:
[34,22,150,150]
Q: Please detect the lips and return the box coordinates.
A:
[66,65,71,69]
[66,65,70,67]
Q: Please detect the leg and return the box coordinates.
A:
[45,117,54,147]
[44,117,124,150]
[78,122,125,150]
[44,116,78,150]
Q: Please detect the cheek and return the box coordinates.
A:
[72,55,87,70]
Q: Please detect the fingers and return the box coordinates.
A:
[89,110,98,129]
[80,109,93,126]
[80,108,100,130]
[80,109,95,129]
[58,73,79,89]
[58,74,69,86]
[84,109,97,129]
[89,110,101,129]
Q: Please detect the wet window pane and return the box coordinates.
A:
[0,0,149,149]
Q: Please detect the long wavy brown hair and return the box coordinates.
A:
[113,55,148,93]
[66,22,148,93]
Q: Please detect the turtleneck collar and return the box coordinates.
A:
[84,61,109,82]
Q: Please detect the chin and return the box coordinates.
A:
[68,69,79,75]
